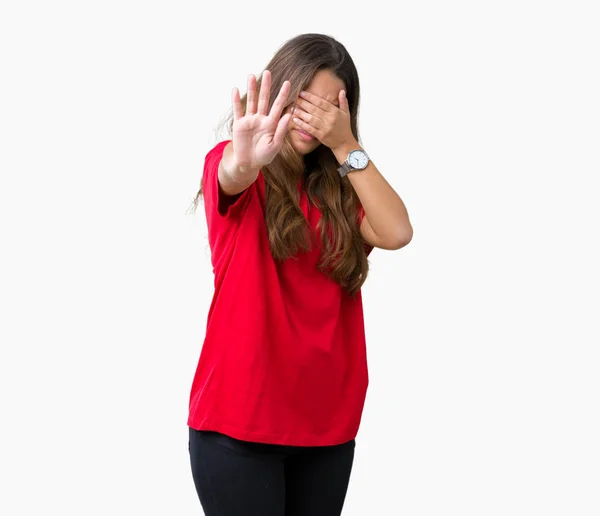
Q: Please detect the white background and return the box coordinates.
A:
[1,1,599,514]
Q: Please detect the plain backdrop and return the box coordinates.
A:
[1,1,599,515]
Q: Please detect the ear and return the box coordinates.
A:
[339,90,350,114]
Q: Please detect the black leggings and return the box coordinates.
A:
[188,428,355,516]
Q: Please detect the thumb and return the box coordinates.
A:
[272,113,292,148]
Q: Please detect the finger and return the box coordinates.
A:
[257,70,271,116]
[292,116,317,136]
[299,90,330,111]
[272,113,292,148]
[294,107,323,129]
[339,90,350,114]
[268,80,291,122]
[246,74,257,115]
[232,87,243,121]
[295,97,323,116]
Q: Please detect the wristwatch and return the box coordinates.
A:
[337,149,370,177]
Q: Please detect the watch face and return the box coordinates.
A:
[349,150,369,170]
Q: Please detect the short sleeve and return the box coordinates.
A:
[202,140,256,229]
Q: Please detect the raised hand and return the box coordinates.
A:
[231,70,292,172]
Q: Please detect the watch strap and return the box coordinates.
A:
[337,161,352,177]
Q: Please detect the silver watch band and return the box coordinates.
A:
[338,161,353,177]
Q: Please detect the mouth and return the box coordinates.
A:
[294,128,316,142]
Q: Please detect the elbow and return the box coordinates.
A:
[391,224,413,250]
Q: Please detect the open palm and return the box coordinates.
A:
[231,70,292,171]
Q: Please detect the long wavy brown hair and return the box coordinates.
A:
[191,33,370,297]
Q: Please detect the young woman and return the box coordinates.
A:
[187,33,413,516]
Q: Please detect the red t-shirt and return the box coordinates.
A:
[187,139,373,446]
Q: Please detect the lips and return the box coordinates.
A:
[295,129,315,142]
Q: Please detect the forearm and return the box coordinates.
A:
[332,139,413,246]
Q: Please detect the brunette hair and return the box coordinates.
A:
[191,33,369,296]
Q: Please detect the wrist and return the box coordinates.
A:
[224,153,259,178]
[332,139,361,165]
